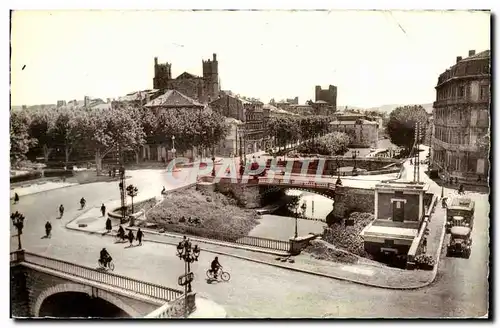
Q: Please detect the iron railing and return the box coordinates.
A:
[259,178,336,190]
[164,225,291,252]
[18,252,183,302]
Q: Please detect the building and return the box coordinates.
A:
[214,118,244,157]
[153,53,220,104]
[263,104,299,118]
[209,94,270,155]
[330,118,378,148]
[431,49,490,184]
[360,181,429,260]
[287,104,314,116]
[315,85,337,111]
[142,89,206,161]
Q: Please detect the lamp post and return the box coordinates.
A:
[118,166,126,224]
[11,211,25,250]
[176,238,201,317]
[352,150,359,173]
[126,184,138,226]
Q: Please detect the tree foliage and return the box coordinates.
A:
[10,110,37,165]
[296,132,350,156]
[386,105,428,150]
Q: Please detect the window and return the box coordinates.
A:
[458,86,465,98]
[480,85,489,100]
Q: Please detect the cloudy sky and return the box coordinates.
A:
[11,10,490,107]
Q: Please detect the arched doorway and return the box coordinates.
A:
[38,292,131,318]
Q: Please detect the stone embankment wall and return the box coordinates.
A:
[196,181,261,209]
[330,186,375,221]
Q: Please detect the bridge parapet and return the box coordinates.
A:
[11,251,183,302]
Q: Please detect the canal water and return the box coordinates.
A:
[277,190,334,220]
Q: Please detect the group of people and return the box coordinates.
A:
[115,225,144,246]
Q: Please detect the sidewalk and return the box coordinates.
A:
[10,181,79,199]
[66,203,439,290]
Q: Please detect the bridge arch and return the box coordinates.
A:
[33,283,140,318]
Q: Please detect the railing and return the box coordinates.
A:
[258,178,336,190]
[10,251,22,263]
[20,252,183,302]
[162,225,291,252]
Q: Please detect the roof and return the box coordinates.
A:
[144,89,205,108]
[315,100,328,104]
[330,119,377,125]
[264,104,298,116]
[118,89,160,102]
[461,50,490,62]
[225,117,243,124]
[176,72,200,79]
[450,226,471,236]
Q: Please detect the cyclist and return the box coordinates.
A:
[59,204,65,217]
[210,256,222,279]
[80,197,86,209]
[99,248,112,268]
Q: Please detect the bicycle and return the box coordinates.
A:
[206,267,230,281]
[98,259,115,271]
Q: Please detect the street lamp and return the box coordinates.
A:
[11,211,25,250]
[126,184,139,226]
[118,166,127,224]
[352,150,359,174]
[176,238,201,316]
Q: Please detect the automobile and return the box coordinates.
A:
[446,197,475,233]
[446,226,472,258]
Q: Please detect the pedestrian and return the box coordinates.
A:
[105,217,112,233]
[136,228,144,246]
[101,203,106,217]
[127,230,134,246]
[14,193,19,204]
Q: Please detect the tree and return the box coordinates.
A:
[29,108,56,162]
[296,132,350,156]
[10,110,37,166]
[84,107,145,174]
[52,108,87,165]
[386,105,428,150]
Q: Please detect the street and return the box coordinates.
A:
[10,166,489,318]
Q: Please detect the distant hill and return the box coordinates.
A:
[338,103,433,115]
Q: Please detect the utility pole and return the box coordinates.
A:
[413,122,423,183]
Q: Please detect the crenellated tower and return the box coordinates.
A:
[153,57,172,90]
[202,53,220,102]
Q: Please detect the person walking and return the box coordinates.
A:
[105,217,112,233]
[101,203,106,217]
[136,228,144,246]
[127,229,134,246]
[14,193,19,204]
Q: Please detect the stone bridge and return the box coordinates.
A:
[10,250,194,318]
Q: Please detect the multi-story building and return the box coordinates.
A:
[153,53,220,104]
[209,94,270,155]
[431,49,490,184]
[330,118,378,148]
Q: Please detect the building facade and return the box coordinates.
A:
[330,118,378,148]
[431,49,490,184]
[153,53,220,104]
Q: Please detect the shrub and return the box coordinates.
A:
[305,240,358,264]
[321,212,375,258]
[145,188,259,240]
[10,171,42,183]
[415,254,435,270]
[43,169,74,178]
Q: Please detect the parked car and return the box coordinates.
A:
[446,197,475,233]
[446,226,472,258]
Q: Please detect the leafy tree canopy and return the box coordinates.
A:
[386,105,428,150]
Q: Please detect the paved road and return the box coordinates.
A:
[10,168,489,318]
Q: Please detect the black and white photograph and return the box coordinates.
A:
[8,8,491,319]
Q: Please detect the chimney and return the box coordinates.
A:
[84,96,89,107]
[154,57,158,66]
[456,56,462,63]
[213,53,217,61]
[468,50,476,57]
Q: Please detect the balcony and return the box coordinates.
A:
[433,97,489,108]
[431,137,479,153]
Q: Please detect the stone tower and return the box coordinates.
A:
[153,57,172,90]
[202,53,220,102]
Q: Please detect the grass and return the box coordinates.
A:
[143,187,260,241]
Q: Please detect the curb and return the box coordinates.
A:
[426,213,448,285]
[65,222,436,290]
[10,183,80,199]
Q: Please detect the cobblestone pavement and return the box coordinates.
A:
[10,166,489,318]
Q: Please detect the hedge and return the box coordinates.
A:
[43,169,74,178]
[10,171,42,183]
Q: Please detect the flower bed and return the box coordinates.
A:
[414,254,435,271]
[111,198,158,217]
[143,187,259,241]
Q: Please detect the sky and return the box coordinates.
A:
[10,10,491,108]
